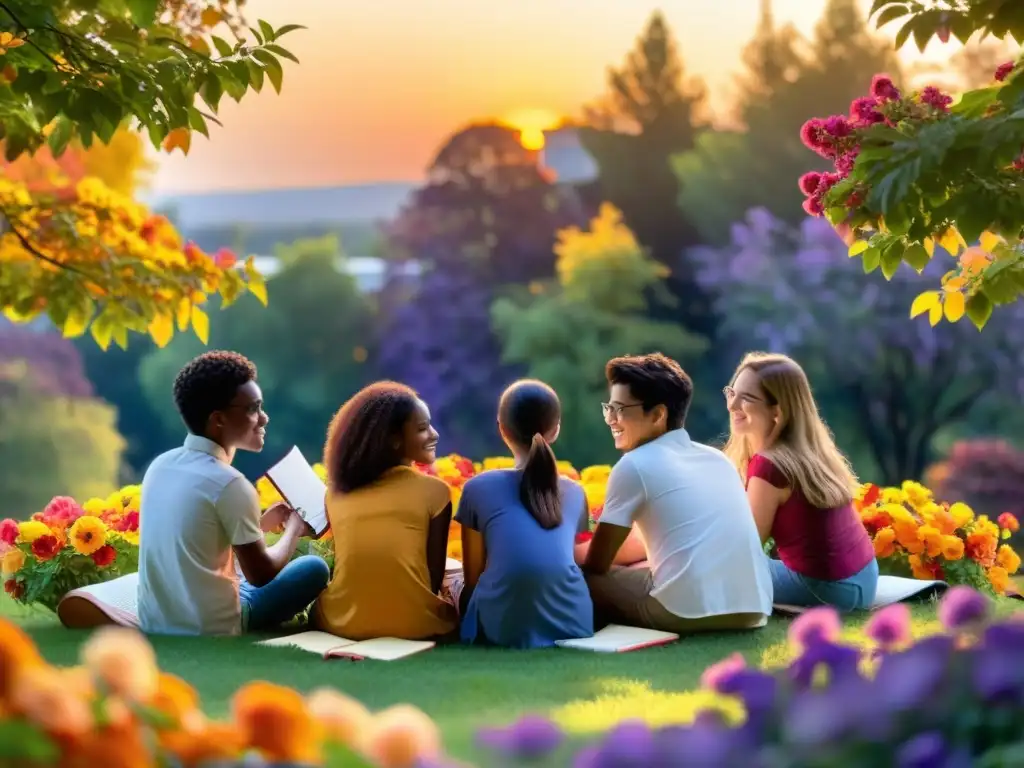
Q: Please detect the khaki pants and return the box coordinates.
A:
[586,566,767,634]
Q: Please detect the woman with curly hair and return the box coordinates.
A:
[313,381,458,640]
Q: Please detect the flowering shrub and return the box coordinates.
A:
[0,618,454,768]
[476,587,1024,767]
[5,459,1018,612]
[1,492,140,611]
[797,63,1024,330]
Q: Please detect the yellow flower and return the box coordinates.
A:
[917,525,943,558]
[82,498,107,516]
[69,516,107,556]
[940,535,964,561]
[81,627,159,702]
[882,503,915,525]
[996,544,1021,574]
[949,502,974,528]
[16,520,52,544]
[880,488,906,505]
[973,516,1000,539]
[988,566,1010,594]
[1,548,25,575]
[482,457,516,471]
[581,465,612,484]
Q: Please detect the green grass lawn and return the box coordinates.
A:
[3,592,1022,763]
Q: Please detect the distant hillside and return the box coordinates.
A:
[146,182,418,230]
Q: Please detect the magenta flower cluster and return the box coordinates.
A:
[474,586,1024,767]
[798,74,955,218]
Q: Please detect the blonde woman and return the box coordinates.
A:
[723,352,877,611]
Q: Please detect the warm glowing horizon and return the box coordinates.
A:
[148,0,966,195]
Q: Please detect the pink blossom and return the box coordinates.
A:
[835,149,860,176]
[849,96,884,126]
[870,74,901,102]
[865,603,911,650]
[995,61,1015,82]
[823,115,852,138]
[802,196,824,216]
[0,519,17,546]
[700,652,747,692]
[920,86,952,112]
[799,118,830,153]
[798,172,822,196]
[788,605,842,652]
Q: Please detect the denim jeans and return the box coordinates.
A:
[239,555,331,632]
[768,557,879,612]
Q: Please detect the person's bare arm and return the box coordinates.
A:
[613,527,647,565]
[581,458,646,575]
[426,501,453,595]
[747,477,785,544]
[235,510,309,587]
[460,525,485,613]
[582,522,632,575]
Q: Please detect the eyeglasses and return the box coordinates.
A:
[601,402,644,419]
[227,402,264,416]
[722,386,765,405]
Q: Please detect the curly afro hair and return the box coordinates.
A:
[606,352,693,430]
[173,350,257,436]
[324,381,421,493]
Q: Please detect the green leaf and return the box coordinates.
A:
[894,17,916,48]
[955,203,992,246]
[883,205,912,237]
[188,107,210,137]
[46,116,74,157]
[253,51,284,93]
[880,242,904,279]
[200,75,224,112]
[875,4,911,27]
[273,24,307,39]
[126,0,160,27]
[265,44,300,64]
[258,19,276,43]
[245,60,265,92]
[966,292,993,330]
[212,36,235,58]
[249,26,264,45]
[90,308,116,351]
[870,0,897,16]
[862,247,881,274]
[903,243,930,272]
[953,86,1000,118]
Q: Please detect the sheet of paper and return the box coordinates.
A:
[68,572,140,617]
[871,575,946,608]
[445,557,462,574]
[333,638,435,661]
[555,624,679,653]
[256,631,353,655]
[264,446,329,536]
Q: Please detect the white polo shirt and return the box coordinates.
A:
[600,428,773,619]
[137,434,263,635]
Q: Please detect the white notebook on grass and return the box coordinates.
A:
[263,446,330,537]
[555,624,679,653]
[257,631,435,661]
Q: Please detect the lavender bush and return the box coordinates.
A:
[474,588,1024,767]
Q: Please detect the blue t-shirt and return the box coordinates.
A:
[455,469,593,648]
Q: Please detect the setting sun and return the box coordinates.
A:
[503,108,563,151]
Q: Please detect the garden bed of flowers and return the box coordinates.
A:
[1,585,1023,766]
[1,455,1019,612]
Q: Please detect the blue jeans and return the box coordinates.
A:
[240,555,330,632]
[768,557,879,612]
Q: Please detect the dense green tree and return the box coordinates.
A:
[674,0,899,243]
[578,12,712,337]
[137,236,376,478]
[491,205,706,467]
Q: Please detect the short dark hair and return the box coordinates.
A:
[324,381,421,493]
[605,352,693,430]
[173,350,257,436]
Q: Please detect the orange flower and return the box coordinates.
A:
[232,681,322,763]
[151,672,200,723]
[988,566,1010,595]
[58,721,150,768]
[996,544,1021,574]
[361,704,443,768]
[80,627,158,702]
[917,525,943,558]
[10,665,93,736]
[873,527,897,558]
[307,688,373,746]
[940,535,964,561]
[893,520,924,555]
[908,554,942,581]
[160,719,246,766]
[930,509,958,536]
[0,618,44,701]
[965,531,998,568]
[998,512,1020,534]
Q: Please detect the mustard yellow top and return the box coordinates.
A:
[314,466,457,640]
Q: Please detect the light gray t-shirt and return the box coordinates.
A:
[137,434,263,635]
[600,429,773,619]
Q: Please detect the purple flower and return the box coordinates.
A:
[475,714,564,760]
[938,586,990,630]
[876,635,954,712]
[700,652,746,691]
[787,641,862,690]
[583,720,656,767]
[865,603,912,649]
[716,668,778,715]
[895,732,973,768]
[654,721,739,766]
[788,606,842,652]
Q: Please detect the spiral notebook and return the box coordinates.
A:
[263,446,330,537]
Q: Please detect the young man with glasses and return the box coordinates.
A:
[581,353,773,634]
[137,350,330,635]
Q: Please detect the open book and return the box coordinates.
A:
[773,574,948,616]
[555,624,679,653]
[263,446,330,537]
[57,572,140,630]
[257,631,435,661]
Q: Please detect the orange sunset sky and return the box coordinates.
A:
[150,0,954,194]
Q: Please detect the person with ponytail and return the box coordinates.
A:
[455,379,593,648]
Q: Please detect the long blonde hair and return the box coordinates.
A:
[723,352,857,509]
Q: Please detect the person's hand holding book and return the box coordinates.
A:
[260,502,292,533]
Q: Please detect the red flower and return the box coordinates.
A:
[869,74,901,102]
[995,61,1015,82]
[214,248,238,269]
[849,96,883,126]
[4,579,23,600]
[114,510,139,533]
[998,512,1020,534]
[575,532,593,545]
[920,86,953,112]
[0,519,17,546]
[798,172,822,196]
[31,535,61,561]
[862,484,881,506]
[91,545,116,568]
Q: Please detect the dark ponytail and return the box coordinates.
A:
[520,433,562,530]
[498,379,563,530]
